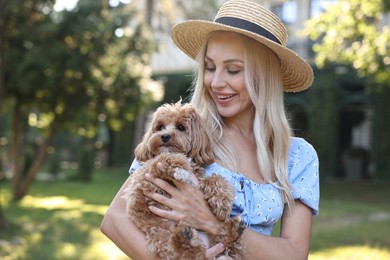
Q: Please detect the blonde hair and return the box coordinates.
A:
[190,32,294,210]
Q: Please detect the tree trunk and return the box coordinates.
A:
[12,125,55,200]
[11,102,24,200]
[0,0,8,229]
[11,101,55,200]
[15,129,54,200]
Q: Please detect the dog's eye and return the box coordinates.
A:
[176,124,185,131]
[157,125,164,131]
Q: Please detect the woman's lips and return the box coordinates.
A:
[214,93,237,105]
[217,94,236,100]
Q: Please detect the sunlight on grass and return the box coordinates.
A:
[310,245,390,259]
[57,242,77,258]
[88,229,128,260]
[21,195,84,209]
[20,195,108,214]
[11,194,128,259]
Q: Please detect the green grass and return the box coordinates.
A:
[0,168,130,260]
[1,170,389,259]
[309,181,390,260]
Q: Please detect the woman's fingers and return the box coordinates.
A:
[143,170,218,232]
[144,171,198,194]
[143,188,182,213]
[144,173,177,194]
[205,243,225,259]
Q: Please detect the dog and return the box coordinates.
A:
[123,101,245,260]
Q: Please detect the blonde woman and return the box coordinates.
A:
[101,0,319,259]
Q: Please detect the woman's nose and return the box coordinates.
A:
[210,70,225,88]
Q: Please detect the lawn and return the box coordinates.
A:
[0,168,389,259]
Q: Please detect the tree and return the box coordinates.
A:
[0,0,9,230]
[302,0,389,87]
[3,0,156,200]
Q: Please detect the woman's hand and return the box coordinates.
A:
[143,172,222,235]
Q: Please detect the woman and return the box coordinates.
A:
[101,0,319,259]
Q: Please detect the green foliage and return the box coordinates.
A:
[75,139,95,182]
[2,0,158,198]
[4,0,156,135]
[47,151,61,178]
[302,0,390,87]
[306,69,339,177]
[371,88,390,179]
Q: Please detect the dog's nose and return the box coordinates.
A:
[161,134,171,143]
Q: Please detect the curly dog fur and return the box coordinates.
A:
[123,101,245,259]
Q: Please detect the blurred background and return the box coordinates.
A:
[0,0,389,259]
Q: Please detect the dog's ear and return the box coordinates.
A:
[187,106,215,165]
[134,125,153,162]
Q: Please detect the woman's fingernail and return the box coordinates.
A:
[145,173,151,179]
[218,242,225,249]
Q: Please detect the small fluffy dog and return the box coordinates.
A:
[123,101,245,260]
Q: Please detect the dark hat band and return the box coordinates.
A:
[215,17,281,45]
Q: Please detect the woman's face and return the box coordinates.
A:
[204,32,254,121]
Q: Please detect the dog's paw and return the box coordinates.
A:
[173,167,192,184]
[229,216,246,237]
[156,161,167,173]
[236,218,246,236]
[220,216,246,244]
[182,226,193,240]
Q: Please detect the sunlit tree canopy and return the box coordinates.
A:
[302,0,390,87]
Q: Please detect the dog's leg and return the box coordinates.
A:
[145,226,177,260]
[200,174,235,221]
[200,174,245,259]
[170,221,208,260]
[216,216,246,260]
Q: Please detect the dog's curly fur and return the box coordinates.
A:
[123,101,245,260]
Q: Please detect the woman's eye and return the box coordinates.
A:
[205,67,215,72]
[177,124,185,131]
[205,63,215,72]
[228,68,241,74]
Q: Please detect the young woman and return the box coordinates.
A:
[101,1,319,259]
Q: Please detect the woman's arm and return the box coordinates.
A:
[145,173,313,259]
[100,175,158,260]
[242,200,312,260]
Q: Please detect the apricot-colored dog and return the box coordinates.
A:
[123,101,244,259]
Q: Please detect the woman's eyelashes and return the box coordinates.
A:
[205,65,242,75]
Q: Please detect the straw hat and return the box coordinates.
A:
[171,0,314,92]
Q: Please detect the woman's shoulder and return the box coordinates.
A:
[289,137,317,157]
[290,136,315,148]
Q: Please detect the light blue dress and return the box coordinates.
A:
[129,137,320,236]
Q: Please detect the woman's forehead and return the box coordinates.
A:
[206,32,244,61]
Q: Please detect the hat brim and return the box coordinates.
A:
[171,20,314,92]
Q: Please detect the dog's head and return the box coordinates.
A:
[135,101,214,166]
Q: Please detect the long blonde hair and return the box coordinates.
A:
[190,32,294,210]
